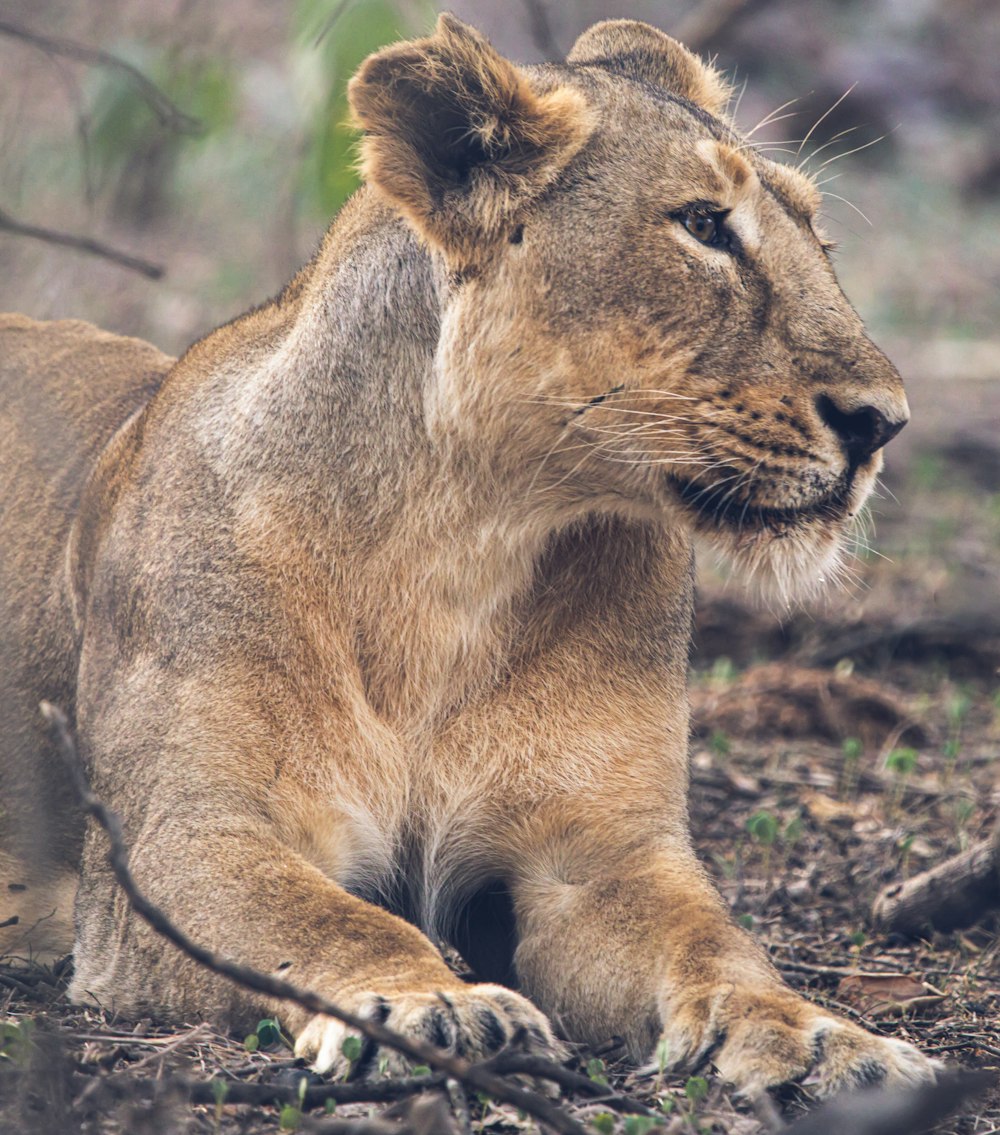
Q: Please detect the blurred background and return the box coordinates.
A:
[1,0,998,633]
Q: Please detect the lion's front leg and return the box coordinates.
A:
[511,832,937,1098]
[69,792,558,1079]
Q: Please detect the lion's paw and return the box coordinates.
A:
[660,986,939,1099]
[294,983,561,1078]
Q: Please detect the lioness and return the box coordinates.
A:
[1,16,934,1097]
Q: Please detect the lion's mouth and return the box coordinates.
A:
[668,474,851,532]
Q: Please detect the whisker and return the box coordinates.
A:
[799,125,860,166]
[730,74,750,122]
[795,83,857,164]
[744,96,802,140]
[813,131,890,177]
[820,191,872,227]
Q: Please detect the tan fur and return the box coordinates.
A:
[0,18,933,1095]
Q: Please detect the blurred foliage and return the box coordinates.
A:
[293,0,434,219]
[85,1,439,228]
[88,46,235,220]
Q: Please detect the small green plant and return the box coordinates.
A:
[885,747,918,813]
[586,1056,609,1086]
[651,1035,671,1092]
[746,811,778,844]
[898,832,915,876]
[783,813,804,846]
[243,1016,288,1052]
[942,690,972,781]
[737,912,754,930]
[211,1079,228,1133]
[684,1075,709,1104]
[0,1019,33,1064]
[954,797,976,849]
[708,730,731,758]
[746,810,779,886]
[886,747,918,777]
[709,656,737,683]
[340,1034,363,1065]
[849,928,866,950]
[278,1074,309,1130]
[623,1116,661,1135]
[590,1114,615,1135]
[840,736,863,797]
[279,1104,300,1131]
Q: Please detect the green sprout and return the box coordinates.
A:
[840,736,863,797]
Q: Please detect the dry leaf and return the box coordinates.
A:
[803,791,860,825]
[837,972,945,1016]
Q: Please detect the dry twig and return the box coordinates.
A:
[521,0,561,60]
[782,1067,996,1135]
[77,1070,449,1109]
[671,0,776,52]
[0,207,164,279]
[301,1092,459,1133]
[0,18,201,134]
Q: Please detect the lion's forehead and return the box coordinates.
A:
[547,67,822,236]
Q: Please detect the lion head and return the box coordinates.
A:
[349,16,907,600]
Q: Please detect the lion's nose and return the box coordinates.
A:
[814,394,907,466]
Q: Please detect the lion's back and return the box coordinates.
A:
[0,315,174,912]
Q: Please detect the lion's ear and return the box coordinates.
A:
[567,20,731,118]
[349,14,592,259]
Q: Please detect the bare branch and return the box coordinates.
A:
[302,1093,460,1134]
[0,208,164,279]
[0,18,202,135]
[313,0,355,47]
[782,1067,996,1135]
[40,702,587,1135]
[520,0,561,61]
[671,0,776,52]
[483,1051,659,1117]
[78,1070,448,1109]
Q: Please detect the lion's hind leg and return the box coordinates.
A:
[0,851,76,965]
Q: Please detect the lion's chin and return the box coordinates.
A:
[669,469,875,605]
[707,516,856,605]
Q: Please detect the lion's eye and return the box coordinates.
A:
[672,206,733,251]
[684,212,719,243]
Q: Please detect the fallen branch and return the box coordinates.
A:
[873,827,1000,937]
[0,18,201,134]
[75,1070,448,1109]
[40,702,587,1135]
[484,1051,658,1117]
[0,207,164,279]
[302,1093,459,1134]
[782,1067,996,1135]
